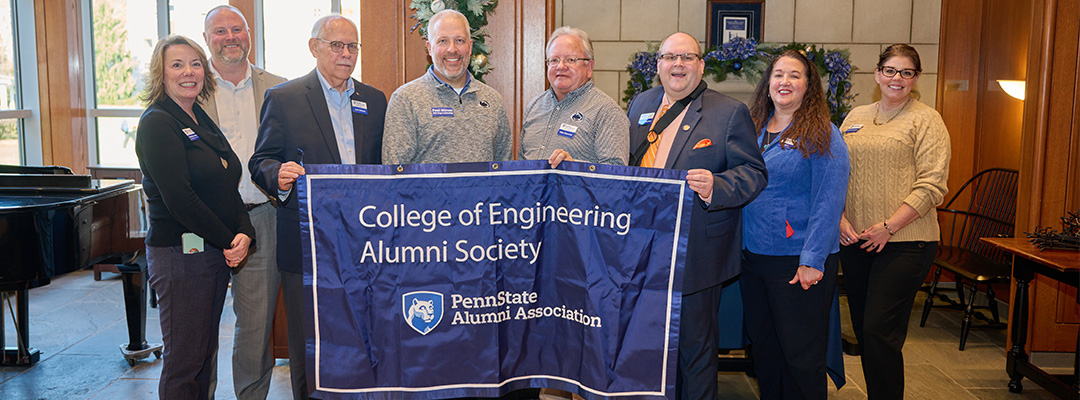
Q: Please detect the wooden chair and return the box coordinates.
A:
[920,168,1018,350]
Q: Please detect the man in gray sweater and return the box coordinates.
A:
[382,9,511,165]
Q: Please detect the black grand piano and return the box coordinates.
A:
[0,164,159,366]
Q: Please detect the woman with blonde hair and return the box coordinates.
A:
[136,35,254,399]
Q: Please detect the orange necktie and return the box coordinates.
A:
[640,104,669,168]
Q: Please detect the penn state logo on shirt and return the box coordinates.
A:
[402,291,444,335]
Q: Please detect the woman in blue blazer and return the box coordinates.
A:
[741,50,850,399]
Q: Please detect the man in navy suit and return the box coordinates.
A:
[249,14,386,399]
[626,32,766,400]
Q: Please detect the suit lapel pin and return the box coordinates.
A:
[682,125,690,131]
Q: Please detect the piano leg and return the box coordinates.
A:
[1,289,42,365]
[116,260,162,366]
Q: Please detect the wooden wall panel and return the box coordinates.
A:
[973,0,1028,172]
[520,0,551,138]
[356,0,401,94]
[937,0,983,193]
[1017,0,1079,353]
[396,1,429,88]
[230,0,257,66]
[35,0,87,173]
[938,0,1029,203]
[485,0,519,141]
[482,0,550,157]
[941,0,1077,351]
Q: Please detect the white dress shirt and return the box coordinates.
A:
[211,63,266,204]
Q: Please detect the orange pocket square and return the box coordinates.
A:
[692,139,713,149]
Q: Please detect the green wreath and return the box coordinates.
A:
[410,0,498,81]
[624,38,857,125]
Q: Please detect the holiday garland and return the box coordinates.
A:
[624,38,856,125]
[410,0,498,81]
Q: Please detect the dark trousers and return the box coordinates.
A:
[675,284,722,400]
[741,251,839,400]
[147,245,231,400]
[281,270,311,400]
[840,241,936,400]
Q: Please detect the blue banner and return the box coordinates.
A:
[298,160,693,400]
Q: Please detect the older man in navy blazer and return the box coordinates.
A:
[626,32,766,400]
[249,14,385,399]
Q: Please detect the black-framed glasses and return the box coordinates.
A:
[316,38,360,54]
[658,53,701,63]
[879,66,918,79]
[545,57,592,67]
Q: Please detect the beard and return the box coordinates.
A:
[215,46,248,65]
[435,64,467,81]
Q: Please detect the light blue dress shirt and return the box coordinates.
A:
[315,70,357,164]
[279,70,358,201]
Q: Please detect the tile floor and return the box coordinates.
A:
[0,270,1073,399]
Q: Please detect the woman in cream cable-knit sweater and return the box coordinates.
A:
[837,44,951,400]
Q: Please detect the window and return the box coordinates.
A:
[168,0,227,57]
[84,1,225,167]
[0,0,40,165]
[86,0,159,167]
[261,0,361,80]
[86,0,361,167]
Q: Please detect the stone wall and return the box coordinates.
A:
[554,0,941,109]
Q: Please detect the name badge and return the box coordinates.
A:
[638,112,655,126]
[557,123,578,138]
[431,107,454,117]
[351,100,368,115]
[844,124,863,133]
[182,128,200,141]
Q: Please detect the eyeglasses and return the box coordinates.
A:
[545,57,592,67]
[315,38,360,54]
[879,66,918,79]
[658,53,701,63]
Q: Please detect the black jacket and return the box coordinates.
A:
[136,96,255,249]
[249,69,387,273]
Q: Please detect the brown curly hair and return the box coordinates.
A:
[749,50,833,158]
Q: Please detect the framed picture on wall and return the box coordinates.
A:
[707,0,764,48]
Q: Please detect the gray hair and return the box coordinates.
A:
[426,9,471,39]
[547,26,593,60]
[311,14,357,39]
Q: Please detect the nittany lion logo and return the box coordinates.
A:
[402,291,443,335]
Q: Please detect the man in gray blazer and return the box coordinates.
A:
[202,6,287,400]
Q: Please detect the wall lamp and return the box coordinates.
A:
[997,80,1026,100]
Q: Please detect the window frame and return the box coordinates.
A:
[0,0,42,165]
[82,0,167,167]
[83,0,354,166]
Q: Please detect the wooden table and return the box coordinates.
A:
[982,237,1079,399]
